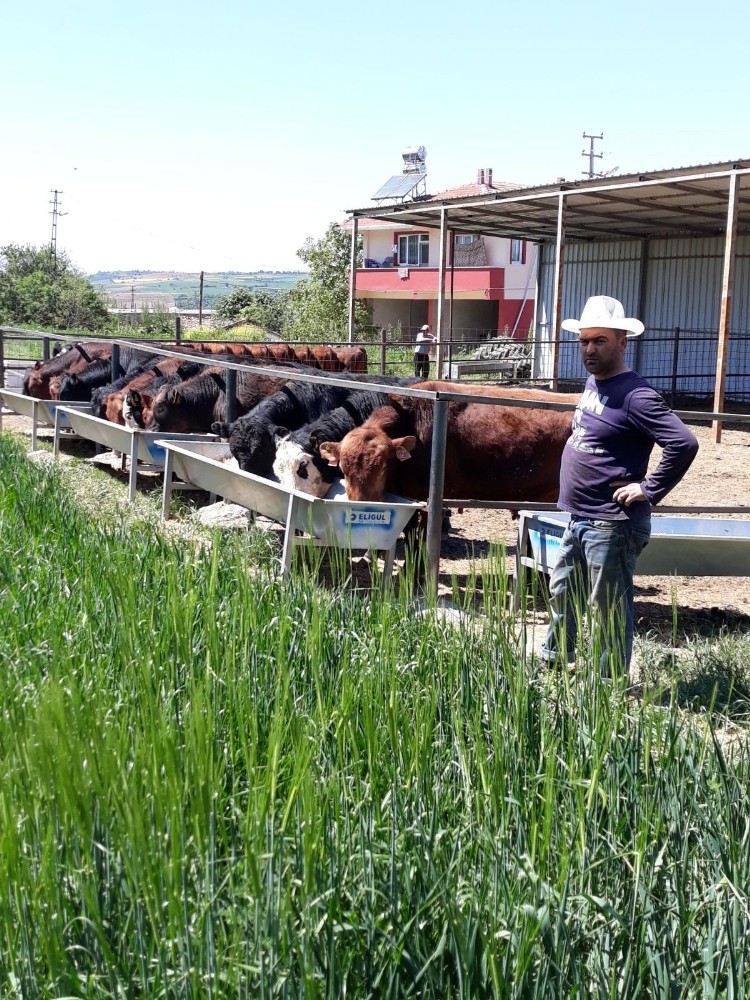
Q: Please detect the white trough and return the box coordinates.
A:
[159,439,423,579]
[0,388,91,449]
[516,509,750,585]
[54,407,219,501]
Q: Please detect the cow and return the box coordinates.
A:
[56,358,114,401]
[331,346,368,373]
[146,367,292,433]
[299,345,343,371]
[273,376,419,496]
[212,381,357,478]
[317,382,579,503]
[104,358,203,425]
[23,342,112,399]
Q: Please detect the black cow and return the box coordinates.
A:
[147,367,293,433]
[212,381,359,478]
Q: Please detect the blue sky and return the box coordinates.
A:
[3,0,749,273]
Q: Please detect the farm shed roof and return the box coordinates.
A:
[349,159,750,242]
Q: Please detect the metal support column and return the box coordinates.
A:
[435,208,448,376]
[549,193,566,390]
[426,397,449,595]
[633,239,650,373]
[448,230,455,372]
[111,343,122,380]
[712,171,740,443]
[347,216,359,346]
[225,369,238,425]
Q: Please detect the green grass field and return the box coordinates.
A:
[1,435,750,995]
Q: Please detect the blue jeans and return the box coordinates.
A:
[541,516,651,676]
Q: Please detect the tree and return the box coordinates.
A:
[285,222,370,342]
[0,243,109,330]
[215,287,290,333]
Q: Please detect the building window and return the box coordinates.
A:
[510,238,523,264]
[455,234,475,247]
[398,233,430,266]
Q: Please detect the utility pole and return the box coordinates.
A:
[49,189,66,273]
[131,285,135,313]
[581,132,604,179]
[198,270,205,326]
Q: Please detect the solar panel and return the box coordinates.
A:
[372,173,426,201]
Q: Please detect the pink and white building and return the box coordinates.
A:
[349,170,537,342]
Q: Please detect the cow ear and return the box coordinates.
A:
[392,435,416,462]
[309,429,322,450]
[274,426,290,445]
[211,421,232,438]
[165,388,181,404]
[318,442,341,467]
[33,361,41,370]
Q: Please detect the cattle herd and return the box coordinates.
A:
[22,339,578,505]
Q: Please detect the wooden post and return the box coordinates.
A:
[0,328,5,390]
[198,271,205,327]
[435,208,448,376]
[175,315,182,343]
[549,192,566,390]
[347,216,359,345]
[225,368,238,425]
[712,171,740,443]
[379,325,386,376]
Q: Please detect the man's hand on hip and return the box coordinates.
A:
[612,482,649,507]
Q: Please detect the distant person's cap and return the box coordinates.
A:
[561,295,644,338]
[420,324,431,331]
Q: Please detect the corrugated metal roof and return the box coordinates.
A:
[350,159,750,243]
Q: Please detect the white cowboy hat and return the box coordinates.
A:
[420,324,431,331]
[561,295,645,338]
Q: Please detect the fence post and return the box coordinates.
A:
[175,315,182,343]
[0,328,5,390]
[426,398,449,596]
[111,343,122,380]
[43,337,50,362]
[670,326,681,405]
[225,368,238,424]
[379,326,386,376]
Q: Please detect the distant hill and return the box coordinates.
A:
[89,270,306,310]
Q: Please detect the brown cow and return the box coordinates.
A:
[318,381,578,502]
[103,357,197,425]
[331,346,368,373]
[24,343,112,399]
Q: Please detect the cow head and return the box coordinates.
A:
[123,389,153,429]
[273,431,335,498]
[318,427,416,501]
[149,388,193,433]
[220,420,277,476]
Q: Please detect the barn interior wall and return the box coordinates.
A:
[536,236,750,400]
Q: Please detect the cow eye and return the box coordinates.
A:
[298,461,308,479]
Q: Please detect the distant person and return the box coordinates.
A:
[541,295,699,678]
[414,323,436,378]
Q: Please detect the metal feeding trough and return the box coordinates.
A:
[0,388,92,449]
[53,407,219,502]
[159,439,423,579]
[516,509,750,588]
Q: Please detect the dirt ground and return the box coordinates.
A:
[2,408,749,641]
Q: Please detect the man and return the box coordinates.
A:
[541,295,699,677]
[414,323,436,378]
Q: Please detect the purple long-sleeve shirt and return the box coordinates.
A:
[558,371,699,521]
